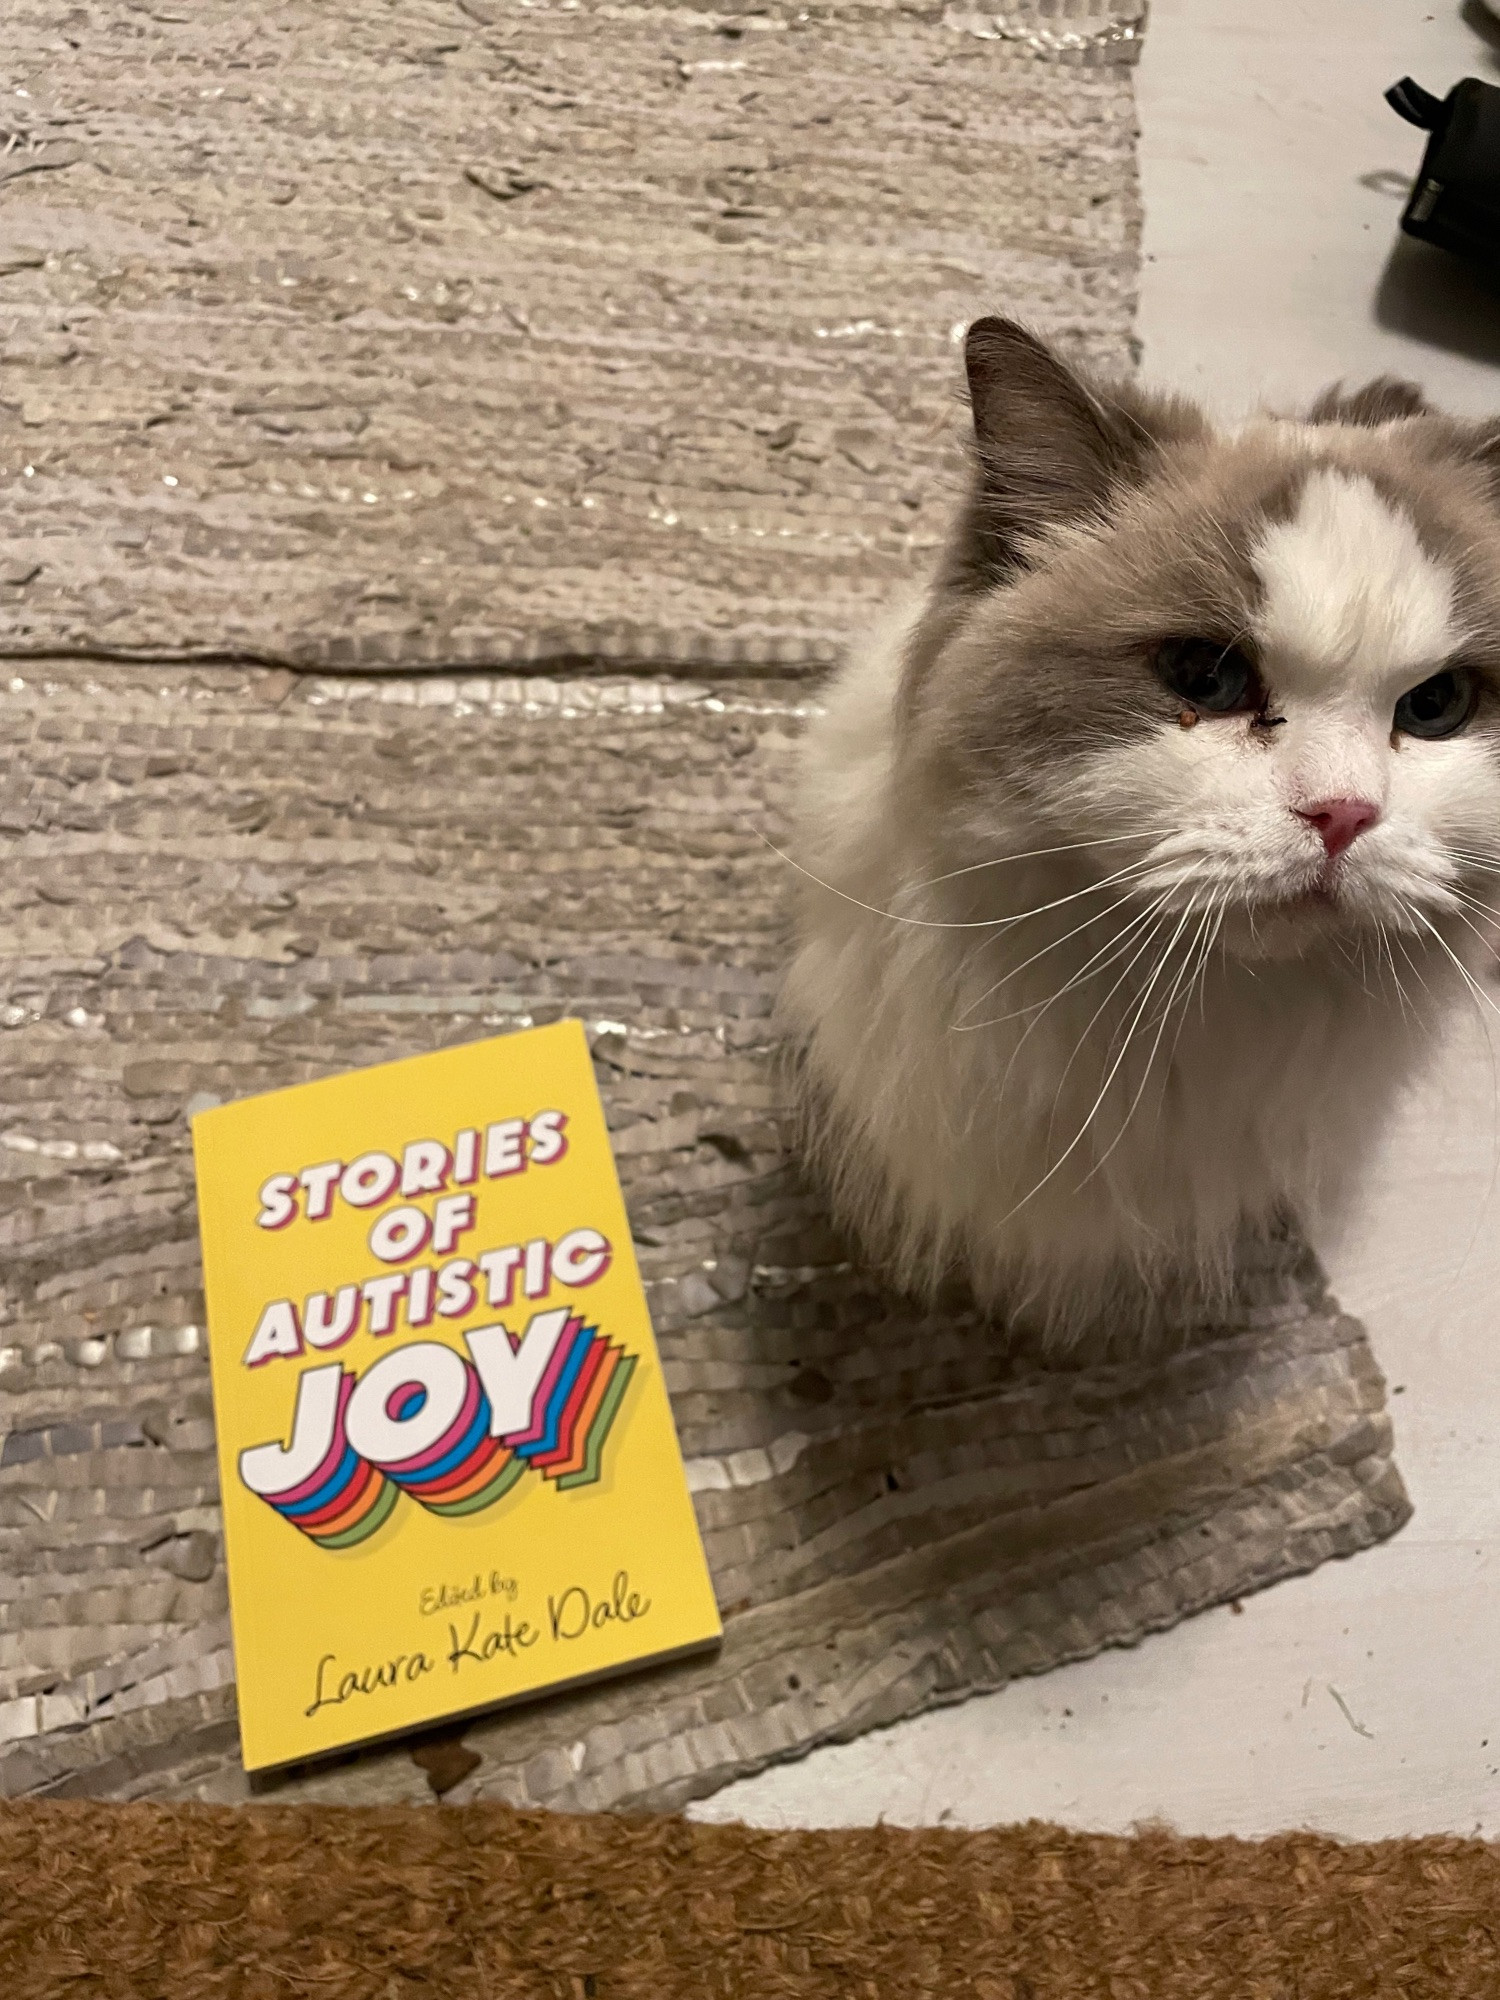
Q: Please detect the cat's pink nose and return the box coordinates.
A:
[1294,796,1381,859]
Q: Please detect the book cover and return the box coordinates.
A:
[192,1020,722,1772]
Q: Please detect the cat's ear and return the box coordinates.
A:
[956,317,1199,588]
[1307,377,1430,426]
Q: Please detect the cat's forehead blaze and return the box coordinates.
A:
[1103,422,1499,695]
[1249,466,1459,690]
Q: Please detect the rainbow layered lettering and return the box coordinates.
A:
[239,1310,636,1549]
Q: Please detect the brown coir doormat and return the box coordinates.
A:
[3,1802,1498,2000]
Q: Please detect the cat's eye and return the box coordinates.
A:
[1393,666,1479,740]
[1154,638,1259,714]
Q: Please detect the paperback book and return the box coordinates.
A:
[193,1021,722,1772]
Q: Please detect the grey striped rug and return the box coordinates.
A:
[2,0,1143,674]
[0,666,1409,1807]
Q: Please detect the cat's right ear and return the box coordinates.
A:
[957,317,1199,588]
[962,317,1139,578]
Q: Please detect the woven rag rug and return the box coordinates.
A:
[0,665,1409,1808]
[2,0,1144,672]
[0,0,1413,1810]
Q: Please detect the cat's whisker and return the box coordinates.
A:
[1405,903,1500,1024]
[971,888,1173,1047]
[1387,915,1440,1012]
[1446,905,1500,965]
[1048,902,1190,1145]
[1029,902,1176,1134]
[1178,895,1228,1049]
[1404,912,1500,1284]
[1374,920,1413,1021]
[1446,885,1500,925]
[951,928,1010,1004]
[748,825,1044,931]
[951,884,1152,1029]
[1204,900,1231,1020]
[983,906,1170,1034]
[1339,925,1383,1004]
[1383,925,1410,1013]
[1154,892,1225,1085]
[1080,896,1219,1187]
[1392,919,1458,1046]
[1130,897,1216,1045]
[986,857,1163,934]
[1097,910,1189,1072]
[912,831,1149,894]
[1153,892,1226,1052]
[1018,895,1180,1025]
[1389,939,1417,1019]
[1018,902,1199,1218]
[983,926,1175,1155]
[749,825,1156,934]
[1111,890,1222,1086]
[1449,875,1500,903]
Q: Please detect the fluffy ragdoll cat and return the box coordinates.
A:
[782,316,1500,1349]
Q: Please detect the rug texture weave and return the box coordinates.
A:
[5,1800,1500,1999]
[0,0,1413,1815]
[1,0,1143,672]
[0,664,1409,1808]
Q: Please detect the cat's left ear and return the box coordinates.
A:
[1306,377,1430,426]
[957,317,1203,588]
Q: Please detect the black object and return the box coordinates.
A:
[1387,75,1500,266]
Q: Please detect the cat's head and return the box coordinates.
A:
[910,317,1500,963]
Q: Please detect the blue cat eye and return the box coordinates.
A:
[1393,666,1478,740]
[1154,638,1259,714]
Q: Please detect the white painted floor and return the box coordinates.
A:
[695,0,1500,1838]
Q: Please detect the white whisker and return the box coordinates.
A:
[985,857,1162,934]
[750,825,1156,934]
[1447,886,1500,927]
[978,890,1174,1071]
[912,831,1148,893]
[1029,904,1177,1138]
[952,884,1152,1030]
[1080,896,1218,1188]
[1387,919,1440,1012]
[1405,904,1500,1024]
[1009,903,1197,1216]
[1374,920,1413,1020]
[1447,905,1500,964]
[749,826,1018,931]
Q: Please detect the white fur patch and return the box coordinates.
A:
[1252,469,1457,684]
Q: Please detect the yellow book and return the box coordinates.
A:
[193,1021,722,1773]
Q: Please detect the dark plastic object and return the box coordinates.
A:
[1387,75,1500,266]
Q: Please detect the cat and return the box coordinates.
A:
[781,316,1500,1350]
